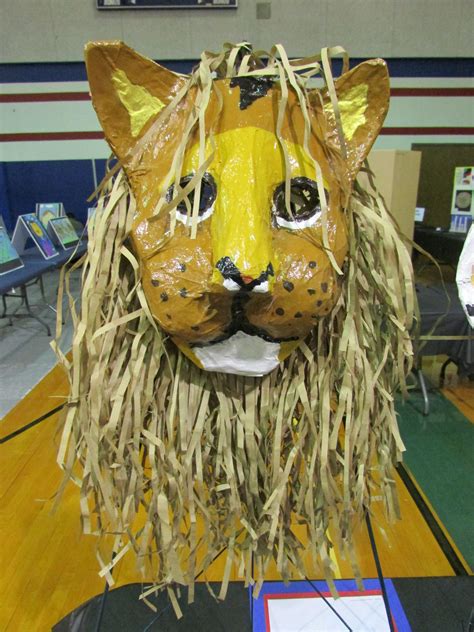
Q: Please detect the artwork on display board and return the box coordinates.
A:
[0,228,24,275]
[12,213,59,259]
[36,202,64,228]
[54,41,416,612]
[87,207,97,223]
[49,217,80,250]
[86,206,100,231]
[450,167,474,233]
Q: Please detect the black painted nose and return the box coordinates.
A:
[216,257,274,291]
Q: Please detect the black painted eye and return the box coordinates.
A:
[272,177,323,229]
[166,172,217,225]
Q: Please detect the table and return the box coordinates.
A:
[414,227,466,267]
[0,242,87,335]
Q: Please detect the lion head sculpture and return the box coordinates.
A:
[85,41,390,376]
[56,42,415,610]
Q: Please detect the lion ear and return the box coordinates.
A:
[85,41,188,165]
[319,59,390,179]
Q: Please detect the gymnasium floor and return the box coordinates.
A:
[0,271,473,631]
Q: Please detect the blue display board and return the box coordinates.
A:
[97,0,237,8]
[251,579,411,632]
[0,228,24,276]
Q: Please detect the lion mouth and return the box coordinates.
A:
[192,330,284,376]
[191,292,300,347]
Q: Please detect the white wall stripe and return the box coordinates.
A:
[0,81,90,94]
[1,77,473,95]
[1,102,99,134]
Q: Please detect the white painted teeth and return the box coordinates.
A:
[223,278,241,292]
[223,279,270,293]
[252,281,269,293]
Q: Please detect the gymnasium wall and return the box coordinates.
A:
[0,1,473,230]
[1,0,473,61]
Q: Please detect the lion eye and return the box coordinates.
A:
[167,172,217,225]
[272,177,323,229]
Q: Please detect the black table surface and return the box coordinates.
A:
[0,241,87,295]
[53,577,474,632]
[416,282,473,372]
[414,227,466,266]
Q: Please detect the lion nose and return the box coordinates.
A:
[216,257,273,293]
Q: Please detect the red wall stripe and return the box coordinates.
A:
[0,92,91,103]
[380,127,474,135]
[390,87,474,97]
[0,131,104,141]
[1,127,473,142]
[0,87,473,103]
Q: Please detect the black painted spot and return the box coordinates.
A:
[160,292,169,302]
[179,263,186,272]
[321,282,328,293]
[307,288,316,295]
[308,260,317,269]
[276,307,285,316]
[166,314,172,320]
[311,314,318,319]
[151,278,160,287]
[316,300,323,307]
[179,288,188,298]
[283,280,294,293]
[230,76,275,110]
[191,325,199,331]
[294,312,303,318]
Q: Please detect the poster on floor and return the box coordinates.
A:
[0,228,24,275]
[12,214,59,260]
[36,202,64,228]
[450,167,474,233]
[251,579,411,632]
[49,217,80,250]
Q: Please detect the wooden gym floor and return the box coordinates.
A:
[0,360,472,631]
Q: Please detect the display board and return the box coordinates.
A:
[0,228,24,275]
[12,214,59,259]
[36,202,64,228]
[450,166,474,233]
[97,0,237,8]
[87,207,97,223]
[49,216,80,249]
[252,580,410,632]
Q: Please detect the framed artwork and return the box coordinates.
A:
[0,228,24,275]
[49,216,80,249]
[450,167,474,233]
[97,0,237,8]
[12,214,59,259]
[36,202,64,228]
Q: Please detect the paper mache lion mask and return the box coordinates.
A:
[56,42,415,608]
[86,41,390,376]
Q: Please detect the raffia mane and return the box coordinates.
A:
[54,44,416,612]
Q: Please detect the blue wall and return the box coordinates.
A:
[1,159,108,232]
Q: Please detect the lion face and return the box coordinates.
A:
[86,42,389,375]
